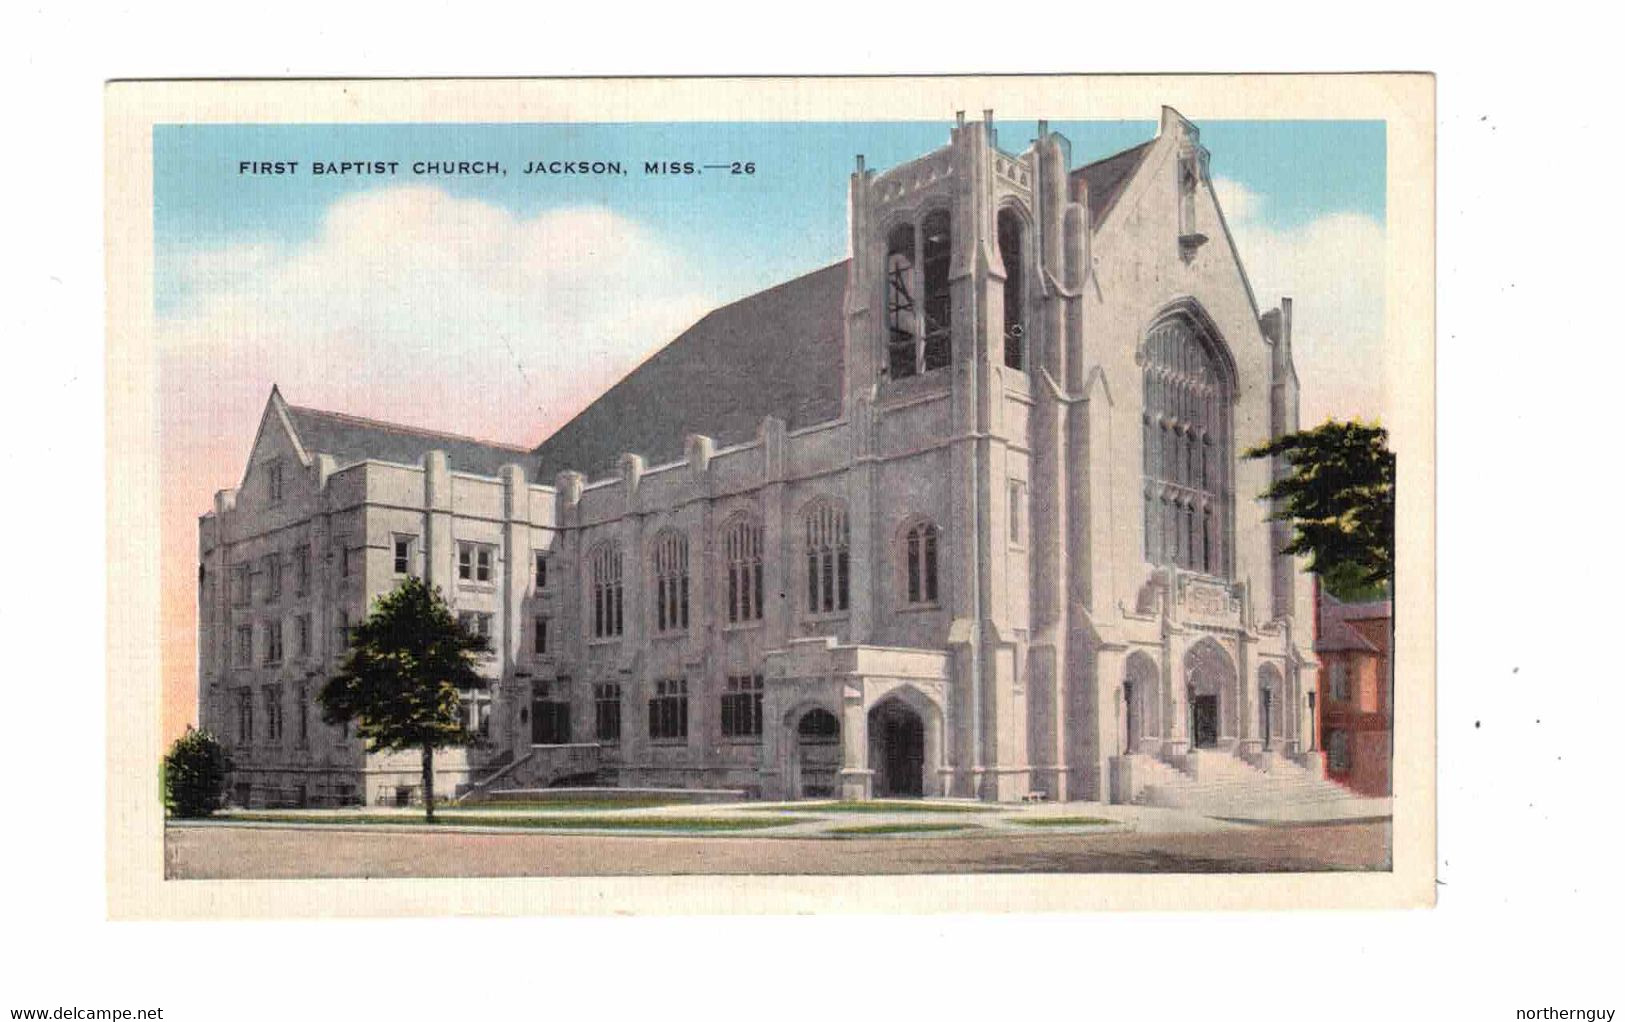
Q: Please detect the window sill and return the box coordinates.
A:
[721,619,764,632]
[720,736,764,746]
[650,629,691,642]
[457,580,497,592]
[649,738,689,747]
[802,610,851,624]
[895,601,942,615]
[586,636,624,647]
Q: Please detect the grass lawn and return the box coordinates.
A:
[762,800,1000,814]
[1009,816,1115,827]
[231,813,800,833]
[454,796,707,811]
[827,822,979,836]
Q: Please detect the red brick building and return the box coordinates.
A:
[1314,586,1392,796]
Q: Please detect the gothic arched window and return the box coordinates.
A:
[651,530,689,634]
[904,520,939,605]
[804,500,850,614]
[1142,314,1230,576]
[723,514,764,624]
[590,541,624,639]
[997,207,1026,370]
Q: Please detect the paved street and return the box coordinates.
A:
[166,816,1391,877]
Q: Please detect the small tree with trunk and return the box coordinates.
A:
[1244,419,1395,597]
[318,576,489,821]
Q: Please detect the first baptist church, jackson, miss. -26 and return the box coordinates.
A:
[196,106,1332,808]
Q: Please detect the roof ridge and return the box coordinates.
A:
[287,404,533,453]
[1076,138,1154,171]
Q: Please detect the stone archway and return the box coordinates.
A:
[868,699,926,797]
[791,707,841,799]
[1123,651,1161,755]
[1184,637,1238,749]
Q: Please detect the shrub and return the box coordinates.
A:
[163,726,232,818]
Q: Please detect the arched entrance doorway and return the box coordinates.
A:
[793,708,840,799]
[1123,652,1161,754]
[868,699,925,797]
[1184,638,1238,750]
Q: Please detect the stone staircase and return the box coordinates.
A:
[456,743,601,802]
[1134,751,1389,822]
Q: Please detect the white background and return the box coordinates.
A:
[2,5,1619,1019]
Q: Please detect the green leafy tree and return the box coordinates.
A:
[318,576,490,821]
[1245,420,1395,596]
[163,726,232,818]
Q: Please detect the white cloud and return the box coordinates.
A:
[1214,177,1387,426]
[158,185,717,451]
[1211,176,1263,223]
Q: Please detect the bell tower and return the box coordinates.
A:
[841,112,1089,799]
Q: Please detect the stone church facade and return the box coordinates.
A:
[197,106,1321,806]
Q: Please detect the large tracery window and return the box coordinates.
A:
[590,541,624,639]
[805,500,850,614]
[652,530,689,634]
[997,207,1026,370]
[724,515,764,624]
[884,210,952,379]
[1142,314,1230,576]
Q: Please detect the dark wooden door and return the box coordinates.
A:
[1193,695,1219,748]
[883,714,925,796]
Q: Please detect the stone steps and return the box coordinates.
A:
[1133,753,1385,819]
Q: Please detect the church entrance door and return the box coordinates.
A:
[869,700,925,797]
[1192,695,1220,749]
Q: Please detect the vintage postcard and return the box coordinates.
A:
[105,74,1435,916]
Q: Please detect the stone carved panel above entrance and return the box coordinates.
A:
[1180,575,1241,625]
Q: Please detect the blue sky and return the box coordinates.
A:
[154,118,1384,316]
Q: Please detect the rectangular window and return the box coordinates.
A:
[458,542,494,583]
[231,563,251,607]
[296,613,311,657]
[266,460,284,504]
[594,683,622,743]
[1009,481,1025,545]
[340,544,354,578]
[263,684,283,743]
[263,620,283,664]
[459,611,493,641]
[234,624,252,667]
[648,678,689,742]
[263,553,282,603]
[533,615,549,656]
[720,674,764,740]
[534,551,548,589]
[336,609,351,652]
[296,683,309,746]
[293,545,310,596]
[235,689,253,744]
[393,536,415,576]
[1331,661,1352,702]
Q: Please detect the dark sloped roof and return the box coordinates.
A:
[1071,139,1155,228]
[532,260,849,482]
[284,404,531,477]
[1315,597,1391,654]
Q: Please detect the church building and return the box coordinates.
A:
[196,106,1323,807]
